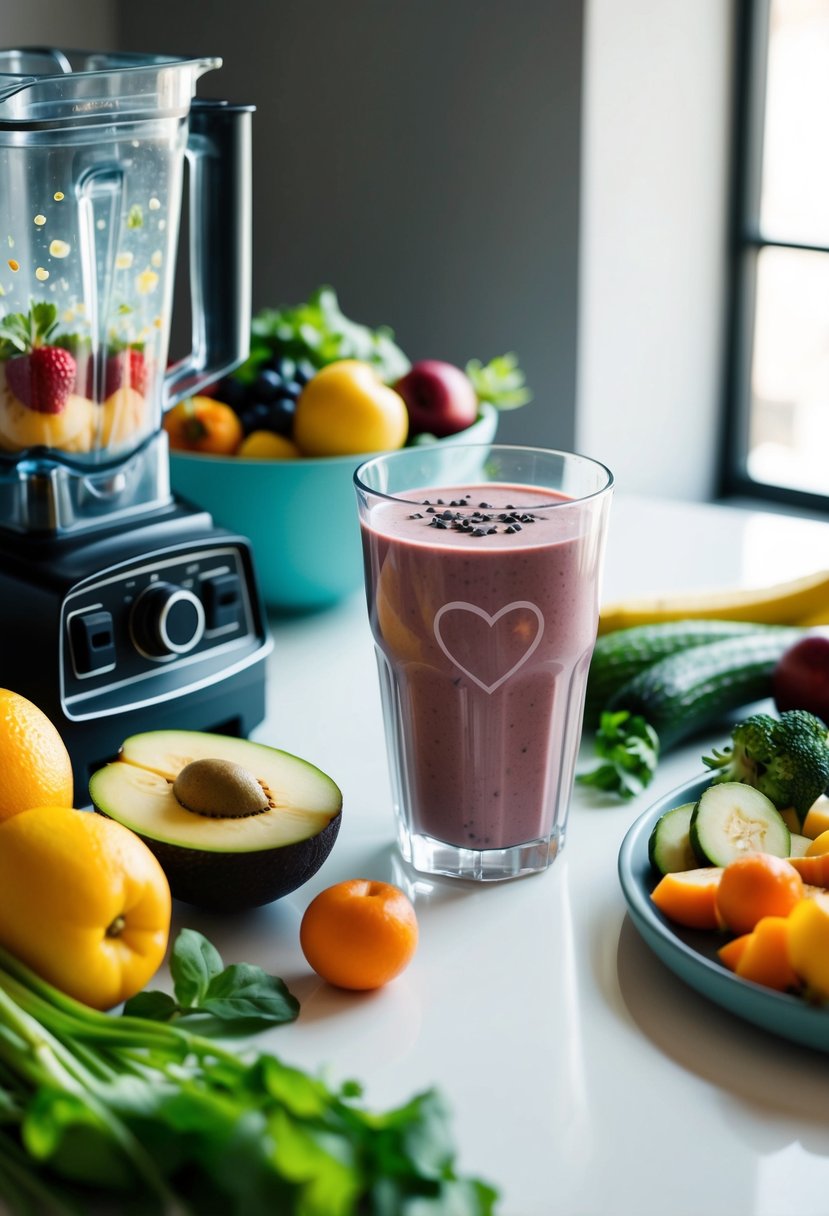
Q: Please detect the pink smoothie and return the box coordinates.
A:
[360,483,602,851]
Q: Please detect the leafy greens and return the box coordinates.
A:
[238,285,411,386]
[0,931,497,1215]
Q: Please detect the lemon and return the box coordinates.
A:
[293,360,408,457]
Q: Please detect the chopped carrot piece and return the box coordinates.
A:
[650,867,724,929]
[734,916,800,993]
[718,934,750,972]
[788,853,829,888]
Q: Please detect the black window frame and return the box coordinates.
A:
[720,0,829,515]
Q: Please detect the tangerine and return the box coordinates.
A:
[163,396,243,455]
[0,689,73,822]
[0,805,171,1009]
[715,851,804,935]
[299,878,418,990]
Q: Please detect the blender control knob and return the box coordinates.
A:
[130,582,205,659]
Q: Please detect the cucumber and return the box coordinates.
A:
[585,620,792,727]
[605,627,803,749]
[648,802,697,874]
[789,833,812,858]
[690,782,790,866]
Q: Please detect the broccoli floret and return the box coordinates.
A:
[703,709,829,821]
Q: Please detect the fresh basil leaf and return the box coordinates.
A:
[170,928,224,1008]
[121,989,180,1022]
[120,932,300,1036]
[200,963,300,1030]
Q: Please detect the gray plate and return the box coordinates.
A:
[618,773,829,1054]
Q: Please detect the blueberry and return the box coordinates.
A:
[253,367,285,402]
[281,380,303,401]
[275,357,296,383]
[263,395,296,436]
[294,360,316,386]
[215,376,247,411]
[238,401,271,435]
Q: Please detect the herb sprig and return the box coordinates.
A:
[577,710,660,799]
[123,928,299,1035]
[465,353,532,411]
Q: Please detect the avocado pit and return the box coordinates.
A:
[173,757,270,819]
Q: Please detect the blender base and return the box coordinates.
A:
[0,499,271,806]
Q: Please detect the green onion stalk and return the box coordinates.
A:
[0,942,498,1216]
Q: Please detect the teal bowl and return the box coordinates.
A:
[169,404,498,613]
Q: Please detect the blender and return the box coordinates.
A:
[0,49,270,804]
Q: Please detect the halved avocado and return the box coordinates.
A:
[89,730,342,912]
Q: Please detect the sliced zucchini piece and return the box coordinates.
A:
[690,781,790,866]
[789,833,812,858]
[648,802,697,875]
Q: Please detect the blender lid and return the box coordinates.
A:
[0,48,221,127]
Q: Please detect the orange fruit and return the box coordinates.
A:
[715,852,804,935]
[300,878,418,990]
[237,430,301,459]
[163,396,243,455]
[0,688,73,823]
[0,805,171,1009]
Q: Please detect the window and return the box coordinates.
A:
[724,0,829,511]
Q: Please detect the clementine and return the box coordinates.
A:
[299,878,418,990]
[163,396,243,455]
[0,805,171,1009]
[0,688,73,822]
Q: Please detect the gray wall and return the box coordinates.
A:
[115,0,583,448]
[1,2,741,498]
[0,0,116,50]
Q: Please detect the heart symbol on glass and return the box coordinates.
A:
[433,600,545,695]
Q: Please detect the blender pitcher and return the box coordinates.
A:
[0,48,252,532]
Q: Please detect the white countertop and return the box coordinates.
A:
[174,494,829,1216]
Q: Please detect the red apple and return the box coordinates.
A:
[773,632,829,723]
[394,360,479,438]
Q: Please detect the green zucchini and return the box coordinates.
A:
[648,802,697,874]
[690,782,790,866]
[605,627,803,750]
[585,619,793,727]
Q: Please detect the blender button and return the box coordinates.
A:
[202,573,242,630]
[70,611,116,675]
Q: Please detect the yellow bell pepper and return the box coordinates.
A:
[0,805,170,1009]
[787,896,829,1000]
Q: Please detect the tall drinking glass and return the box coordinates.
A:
[354,444,613,881]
